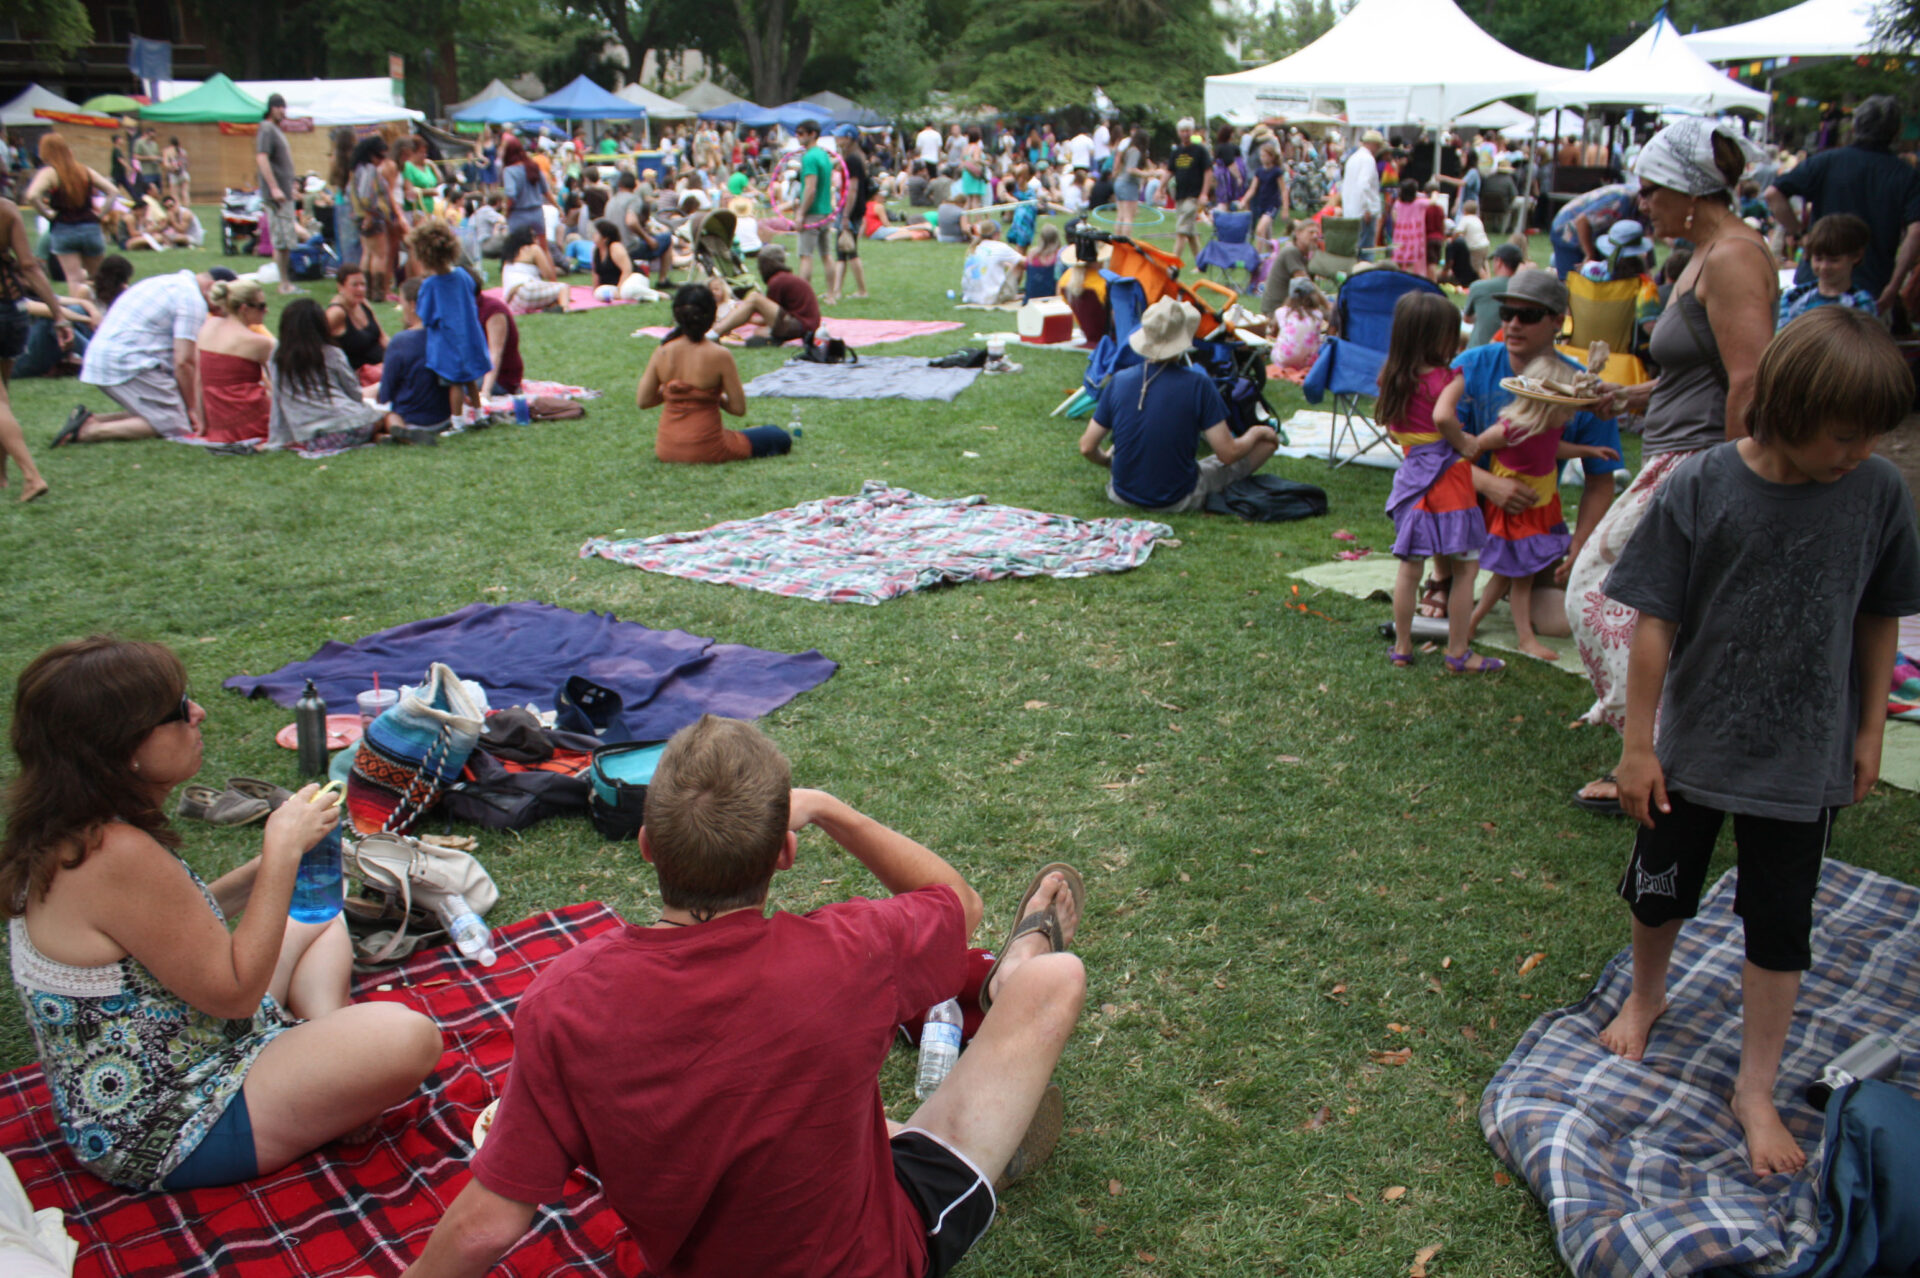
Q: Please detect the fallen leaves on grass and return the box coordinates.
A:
[1108,1179,1124,1196]
[1369,1048,1413,1066]
[1332,529,1357,541]
[1301,1106,1332,1131]
[1023,700,1050,710]
[1382,1185,1407,1202]
[1410,1243,1443,1276]
[1518,951,1546,976]
[1493,1169,1512,1186]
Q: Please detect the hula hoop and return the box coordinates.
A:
[1087,203,1169,231]
[797,150,853,234]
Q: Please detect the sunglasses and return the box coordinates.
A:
[1499,305,1549,325]
[154,695,192,728]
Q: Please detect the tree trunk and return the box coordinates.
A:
[435,33,460,111]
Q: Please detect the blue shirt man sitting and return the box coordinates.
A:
[1078,298,1278,512]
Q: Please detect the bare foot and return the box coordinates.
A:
[1731,1092,1807,1175]
[1598,993,1667,1061]
[852,291,869,299]
[1579,777,1619,802]
[19,477,49,504]
[1517,637,1561,662]
[987,871,1083,1005]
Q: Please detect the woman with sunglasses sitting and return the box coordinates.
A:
[195,276,274,445]
[1,638,443,1192]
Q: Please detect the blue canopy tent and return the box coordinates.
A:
[772,102,832,128]
[450,96,551,126]
[530,75,641,121]
[697,101,770,125]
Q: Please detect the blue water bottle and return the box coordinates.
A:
[288,780,345,924]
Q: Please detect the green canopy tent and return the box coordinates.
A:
[142,73,267,123]
[80,93,146,116]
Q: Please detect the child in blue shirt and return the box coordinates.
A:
[407,219,492,422]
[1778,214,1877,329]
[1601,307,1920,1176]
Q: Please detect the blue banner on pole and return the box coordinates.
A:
[126,37,172,84]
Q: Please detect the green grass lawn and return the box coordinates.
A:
[4,213,1917,1277]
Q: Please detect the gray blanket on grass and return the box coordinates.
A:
[741,356,981,403]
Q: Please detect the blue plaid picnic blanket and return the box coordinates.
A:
[1481,859,1920,1278]
[580,481,1174,605]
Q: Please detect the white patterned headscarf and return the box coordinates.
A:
[1632,118,1767,196]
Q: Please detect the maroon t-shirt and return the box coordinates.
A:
[475,290,523,393]
[472,886,966,1278]
[764,270,820,334]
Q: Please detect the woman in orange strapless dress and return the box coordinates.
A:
[196,277,273,444]
[639,284,792,464]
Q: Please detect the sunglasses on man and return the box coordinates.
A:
[1499,305,1549,325]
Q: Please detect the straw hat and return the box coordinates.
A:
[727,195,755,218]
[1129,297,1199,361]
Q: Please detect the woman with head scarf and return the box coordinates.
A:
[1565,118,1779,814]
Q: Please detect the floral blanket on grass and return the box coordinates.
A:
[580,480,1174,605]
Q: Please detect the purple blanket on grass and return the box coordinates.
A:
[222,602,836,740]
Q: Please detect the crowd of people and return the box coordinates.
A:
[3,93,1920,1273]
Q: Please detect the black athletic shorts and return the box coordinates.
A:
[891,1128,995,1278]
[1617,789,1834,972]
[0,303,28,361]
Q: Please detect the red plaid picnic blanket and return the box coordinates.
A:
[1,902,640,1278]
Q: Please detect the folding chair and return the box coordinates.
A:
[1556,273,1650,385]
[1309,216,1361,284]
[1302,269,1446,468]
[1196,210,1262,283]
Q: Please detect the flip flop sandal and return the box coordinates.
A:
[1443,650,1505,675]
[979,862,1085,1014]
[176,784,271,826]
[1417,576,1451,619]
[994,1083,1065,1191]
[50,405,91,449]
[1386,650,1415,667]
[1572,773,1628,817]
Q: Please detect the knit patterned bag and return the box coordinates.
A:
[346,663,484,835]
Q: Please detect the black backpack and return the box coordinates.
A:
[796,330,858,365]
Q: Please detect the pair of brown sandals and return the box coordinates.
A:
[176,777,293,826]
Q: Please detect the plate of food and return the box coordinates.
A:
[473,1098,499,1148]
[1499,374,1608,408]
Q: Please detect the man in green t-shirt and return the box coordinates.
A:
[794,120,838,297]
[597,135,620,156]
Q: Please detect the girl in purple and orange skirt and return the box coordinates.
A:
[1468,355,1619,662]
[1380,293,1496,673]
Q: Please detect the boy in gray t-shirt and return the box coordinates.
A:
[1598,307,1920,1177]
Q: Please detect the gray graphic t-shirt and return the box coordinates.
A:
[1604,442,1920,820]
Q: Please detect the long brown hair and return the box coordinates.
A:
[2,637,185,914]
[501,135,539,183]
[37,132,90,209]
[1375,292,1460,430]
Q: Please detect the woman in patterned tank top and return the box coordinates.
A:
[2,638,443,1191]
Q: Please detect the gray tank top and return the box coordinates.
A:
[1640,237,1774,457]
[1641,292,1726,456]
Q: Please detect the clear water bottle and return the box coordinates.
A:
[435,892,497,967]
[787,402,802,439]
[294,679,329,779]
[915,997,963,1099]
[288,781,345,924]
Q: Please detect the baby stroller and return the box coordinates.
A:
[1056,224,1279,437]
[693,209,755,300]
[221,188,263,257]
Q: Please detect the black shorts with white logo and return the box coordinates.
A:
[1617,789,1833,972]
[891,1128,996,1278]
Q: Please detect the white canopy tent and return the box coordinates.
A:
[1683,0,1886,61]
[449,79,527,114]
[617,83,694,119]
[1456,101,1534,132]
[1537,18,1770,113]
[0,84,82,127]
[1500,111,1583,140]
[156,77,423,124]
[1204,0,1575,127]
[672,81,745,112]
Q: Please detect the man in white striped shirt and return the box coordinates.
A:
[56,267,220,445]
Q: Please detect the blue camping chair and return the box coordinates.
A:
[1195,210,1262,283]
[1080,270,1148,402]
[1301,268,1446,468]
